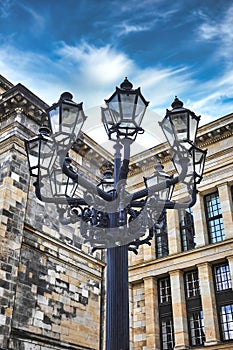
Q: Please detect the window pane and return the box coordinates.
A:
[214,264,232,291]
[159,277,171,303]
[220,304,233,340]
[185,270,200,298]
[154,214,169,258]
[205,192,225,243]
[161,319,174,349]
[189,311,205,346]
[179,208,195,251]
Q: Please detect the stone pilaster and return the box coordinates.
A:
[143,237,156,261]
[169,270,189,349]
[0,145,29,349]
[218,183,233,240]
[144,277,160,350]
[192,193,208,247]
[198,262,220,346]
[167,209,181,255]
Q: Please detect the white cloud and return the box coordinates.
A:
[1,39,233,132]
[198,4,233,59]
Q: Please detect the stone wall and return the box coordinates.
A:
[0,83,105,350]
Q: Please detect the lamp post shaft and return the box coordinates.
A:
[105,140,130,350]
[106,245,129,350]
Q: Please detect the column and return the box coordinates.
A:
[218,183,233,240]
[144,277,160,350]
[167,210,181,255]
[143,237,156,261]
[192,193,208,247]
[198,263,220,345]
[169,270,189,349]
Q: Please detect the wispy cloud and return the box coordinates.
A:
[1,38,233,128]
[116,23,153,36]
[198,4,233,59]
[18,2,46,33]
[0,0,13,18]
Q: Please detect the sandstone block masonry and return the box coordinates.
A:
[0,80,105,350]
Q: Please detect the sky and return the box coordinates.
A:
[1,0,233,148]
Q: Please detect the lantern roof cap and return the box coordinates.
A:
[120,77,133,90]
[59,92,73,101]
[171,96,183,109]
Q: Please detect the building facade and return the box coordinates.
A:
[128,107,233,349]
[0,74,233,349]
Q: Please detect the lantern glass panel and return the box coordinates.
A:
[100,178,114,193]
[102,107,114,126]
[39,139,56,177]
[25,138,40,177]
[108,93,120,118]
[120,93,136,121]
[161,116,175,147]
[61,102,85,138]
[49,105,60,134]
[193,148,206,183]
[171,112,188,142]
[134,95,147,127]
[189,114,199,144]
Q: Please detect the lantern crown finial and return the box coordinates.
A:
[120,77,133,90]
[171,96,183,109]
[59,92,73,101]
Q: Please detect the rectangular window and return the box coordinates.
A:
[159,277,171,303]
[214,264,232,291]
[185,270,200,298]
[154,214,169,258]
[179,208,196,251]
[213,262,233,342]
[189,311,205,346]
[158,277,174,350]
[185,270,205,346]
[220,304,233,340]
[161,319,174,349]
[204,192,225,243]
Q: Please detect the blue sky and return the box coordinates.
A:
[1,0,233,134]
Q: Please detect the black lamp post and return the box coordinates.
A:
[25,78,206,350]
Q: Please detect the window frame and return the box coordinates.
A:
[213,262,233,342]
[158,277,174,350]
[204,191,225,243]
[179,208,196,251]
[184,269,205,347]
[152,212,169,258]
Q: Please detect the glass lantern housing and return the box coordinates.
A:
[47,92,86,145]
[144,163,174,201]
[25,127,55,178]
[49,157,78,198]
[192,146,207,183]
[160,97,200,150]
[97,166,115,193]
[103,78,149,140]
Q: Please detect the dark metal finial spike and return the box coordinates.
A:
[171,96,183,109]
[120,77,133,90]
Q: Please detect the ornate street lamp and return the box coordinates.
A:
[102,77,149,140]
[25,78,206,350]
